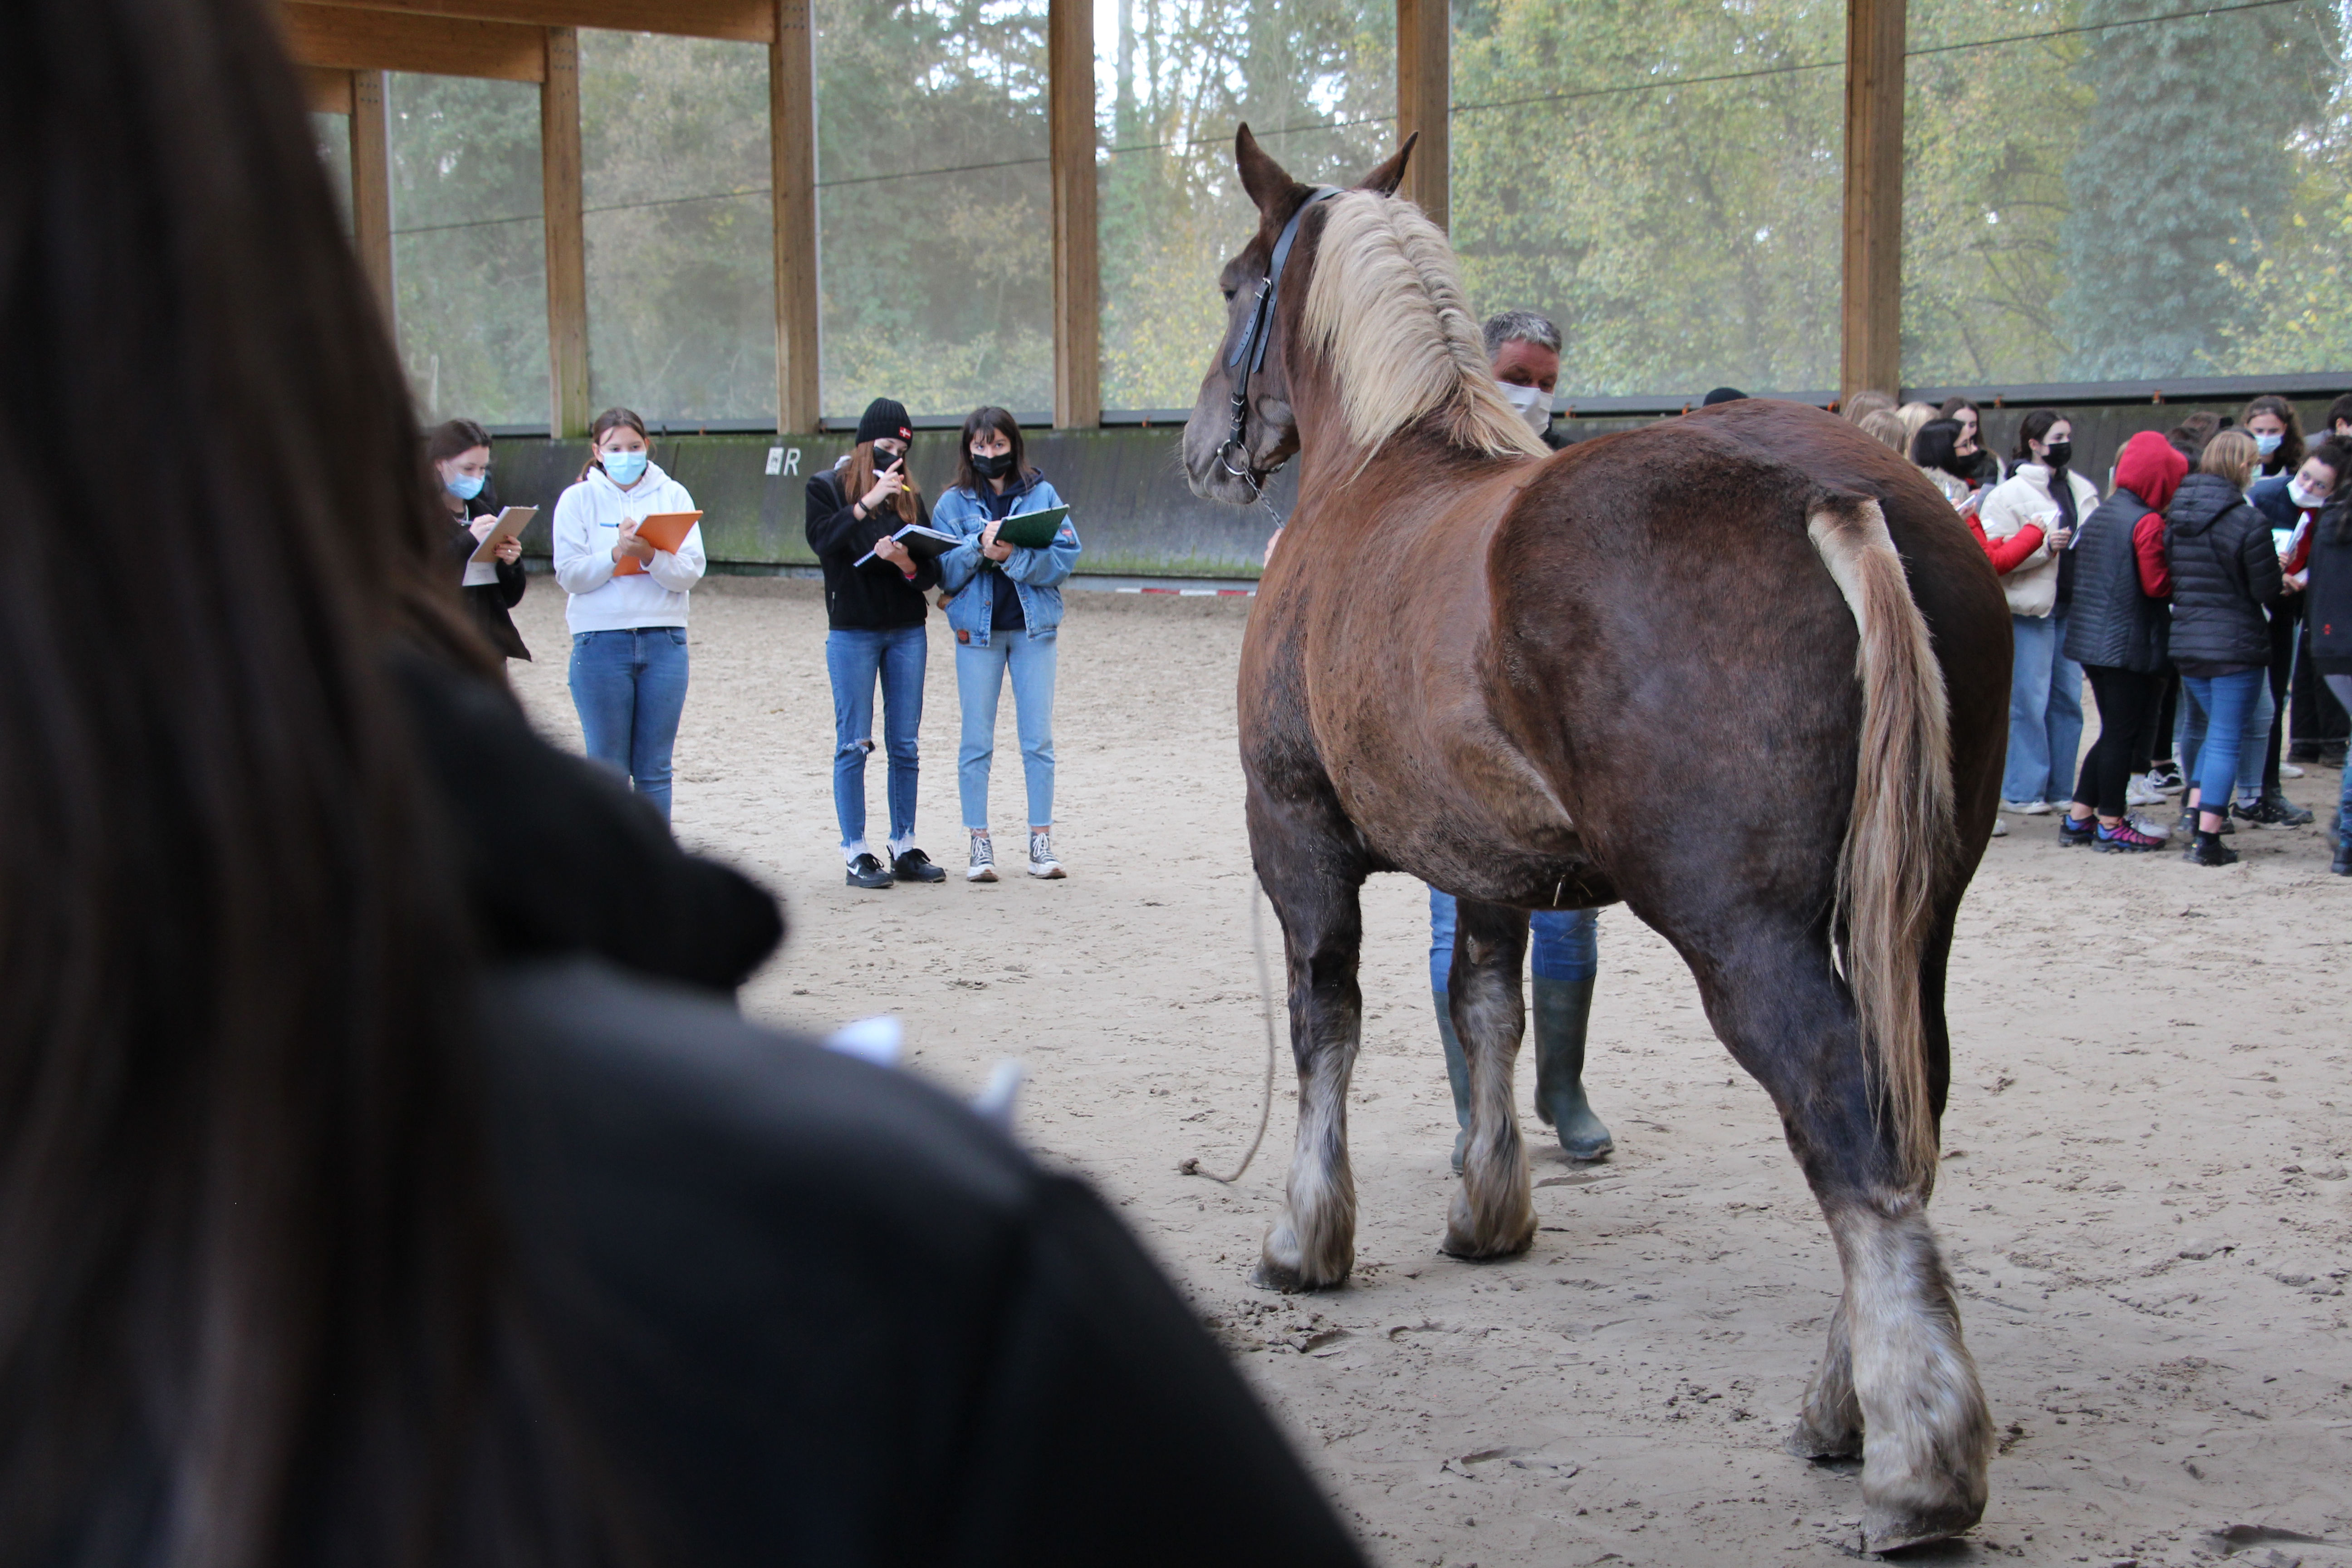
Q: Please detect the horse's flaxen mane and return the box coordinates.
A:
[1298,191,1547,462]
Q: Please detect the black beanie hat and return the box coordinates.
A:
[855,397,913,446]
[1701,386,1746,406]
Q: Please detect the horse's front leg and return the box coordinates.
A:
[1442,898,1537,1259]
[1247,792,1367,1292]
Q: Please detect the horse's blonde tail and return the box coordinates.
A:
[1806,495,1952,1193]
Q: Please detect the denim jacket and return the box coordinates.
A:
[932,475,1081,647]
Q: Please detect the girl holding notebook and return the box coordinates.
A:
[551,406,707,823]
[933,406,1082,882]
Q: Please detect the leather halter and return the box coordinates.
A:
[1220,185,1343,490]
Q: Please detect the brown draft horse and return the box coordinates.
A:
[1180,128,2013,1552]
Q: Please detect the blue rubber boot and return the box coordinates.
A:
[1435,988,1470,1175]
[1532,976,1613,1161]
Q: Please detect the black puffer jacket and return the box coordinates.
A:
[2309,496,2352,677]
[2164,472,2282,676]
[2063,487,2168,672]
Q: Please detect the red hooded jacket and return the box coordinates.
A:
[2113,430,2188,597]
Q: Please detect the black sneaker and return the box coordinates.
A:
[2058,813,2096,848]
[892,847,946,883]
[2182,830,2239,867]
[2232,795,2309,830]
[846,853,893,889]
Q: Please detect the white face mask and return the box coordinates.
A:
[2288,478,2327,510]
[1498,380,1552,437]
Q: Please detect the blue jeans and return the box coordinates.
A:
[1427,887,1597,995]
[2181,670,2267,815]
[2330,675,2352,847]
[2004,609,2083,804]
[2176,675,2274,804]
[826,625,926,849]
[568,627,689,821]
[956,634,1058,829]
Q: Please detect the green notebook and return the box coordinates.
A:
[992,505,1070,550]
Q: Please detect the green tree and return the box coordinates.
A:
[2056,0,2339,378]
[387,75,549,427]
[1096,0,1396,411]
[1449,0,1845,398]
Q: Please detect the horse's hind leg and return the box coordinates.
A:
[1441,898,1537,1260]
[1692,922,1990,1552]
[1247,791,1367,1291]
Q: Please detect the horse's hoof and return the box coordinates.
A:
[1861,1496,1982,1554]
[1250,1258,1308,1292]
[1784,1414,1862,1460]
[1787,1401,1862,1467]
[1441,1189,1537,1259]
[1256,1219,1349,1291]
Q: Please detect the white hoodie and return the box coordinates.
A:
[552,461,707,633]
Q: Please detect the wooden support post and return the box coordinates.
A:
[770,0,821,434]
[349,69,395,325]
[1840,0,1905,401]
[1048,0,1098,428]
[1395,0,1448,230]
[542,27,590,437]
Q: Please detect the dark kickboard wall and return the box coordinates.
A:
[489,426,1298,580]
[486,396,2341,580]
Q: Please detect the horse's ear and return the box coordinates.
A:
[1356,131,1417,198]
[1237,123,1304,220]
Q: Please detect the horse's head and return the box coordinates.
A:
[1180,125,1416,505]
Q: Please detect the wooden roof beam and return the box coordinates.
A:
[279,2,549,81]
[302,64,357,114]
[289,0,773,44]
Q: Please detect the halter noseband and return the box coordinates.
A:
[1220,186,1343,491]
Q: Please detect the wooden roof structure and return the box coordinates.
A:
[279,0,1907,435]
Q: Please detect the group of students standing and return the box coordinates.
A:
[423,399,1083,885]
[804,397,1083,889]
[1877,392,2352,873]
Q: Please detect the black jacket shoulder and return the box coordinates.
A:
[806,467,940,631]
[2062,487,2167,673]
[2309,498,2352,675]
[482,960,1367,1568]
[396,656,783,992]
[2165,474,2281,673]
[446,519,531,660]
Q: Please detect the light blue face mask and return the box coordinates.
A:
[602,448,649,485]
[2254,431,2284,458]
[444,470,486,502]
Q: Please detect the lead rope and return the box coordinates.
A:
[1185,877,1279,1185]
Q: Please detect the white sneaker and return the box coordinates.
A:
[1026,830,1066,879]
[1990,816,2009,837]
[2001,798,2053,816]
[2281,762,2306,779]
[2125,774,2162,807]
[2125,810,2173,840]
[966,832,998,882]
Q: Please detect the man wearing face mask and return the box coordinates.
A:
[1483,310,1570,451]
[1420,312,1612,1171]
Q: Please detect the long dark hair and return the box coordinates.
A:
[5,0,588,1560]
[2240,393,2305,476]
[953,405,1033,495]
[429,416,494,466]
[1911,418,1966,477]
[2013,407,2065,464]
[845,439,921,525]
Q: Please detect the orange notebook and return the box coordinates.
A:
[612,510,702,576]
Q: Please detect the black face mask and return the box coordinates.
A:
[970,450,1014,480]
[2043,440,2073,469]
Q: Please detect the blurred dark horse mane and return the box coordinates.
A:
[1179,125,2014,1554]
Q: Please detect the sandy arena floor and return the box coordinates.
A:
[509,578,2352,1568]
